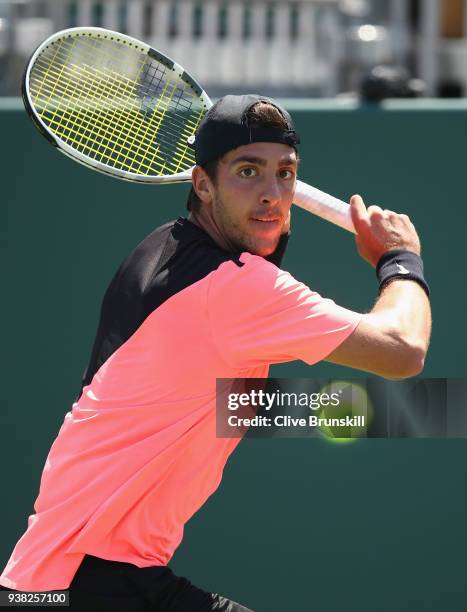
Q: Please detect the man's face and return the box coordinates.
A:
[204,142,298,257]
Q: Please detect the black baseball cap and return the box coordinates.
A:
[188,94,300,166]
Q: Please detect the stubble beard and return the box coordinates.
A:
[213,192,280,257]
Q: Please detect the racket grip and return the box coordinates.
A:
[293,179,356,234]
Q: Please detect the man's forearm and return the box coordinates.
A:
[370,279,432,359]
[326,279,431,379]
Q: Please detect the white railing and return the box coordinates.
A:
[36,0,342,93]
[5,0,466,97]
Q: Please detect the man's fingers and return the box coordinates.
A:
[348,195,422,264]
[367,205,384,216]
[350,194,369,231]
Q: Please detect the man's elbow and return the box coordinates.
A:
[383,342,427,380]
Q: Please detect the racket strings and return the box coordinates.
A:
[33,38,160,165]
[36,44,181,173]
[37,59,168,173]
[34,38,165,166]
[34,46,201,172]
[29,34,205,176]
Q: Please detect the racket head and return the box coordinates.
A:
[22,27,212,184]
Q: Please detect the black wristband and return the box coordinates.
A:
[376,249,430,297]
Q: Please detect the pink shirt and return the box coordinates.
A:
[1,252,362,591]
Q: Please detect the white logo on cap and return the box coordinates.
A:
[187,135,196,145]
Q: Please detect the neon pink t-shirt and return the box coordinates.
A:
[1,246,362,591]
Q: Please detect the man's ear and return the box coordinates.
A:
[192,165,214,205]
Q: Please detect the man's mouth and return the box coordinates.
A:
[251,217,280,222]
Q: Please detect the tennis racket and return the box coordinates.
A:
[22,27,355,233]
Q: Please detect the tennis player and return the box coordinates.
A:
[0,94,431,610]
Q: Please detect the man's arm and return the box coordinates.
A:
[325,195,432,379]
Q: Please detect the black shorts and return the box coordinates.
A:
[0,554,254,611]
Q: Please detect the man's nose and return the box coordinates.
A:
[260,177,281,206]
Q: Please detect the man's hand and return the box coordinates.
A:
[350,195,421,268]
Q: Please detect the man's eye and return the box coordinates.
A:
[279,169,295,179]
[239,168,257,178]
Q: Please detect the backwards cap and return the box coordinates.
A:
[189,94,300,166]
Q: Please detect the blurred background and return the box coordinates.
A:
[0,0,466,99]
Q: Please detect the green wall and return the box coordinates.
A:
[1,100,466,610]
